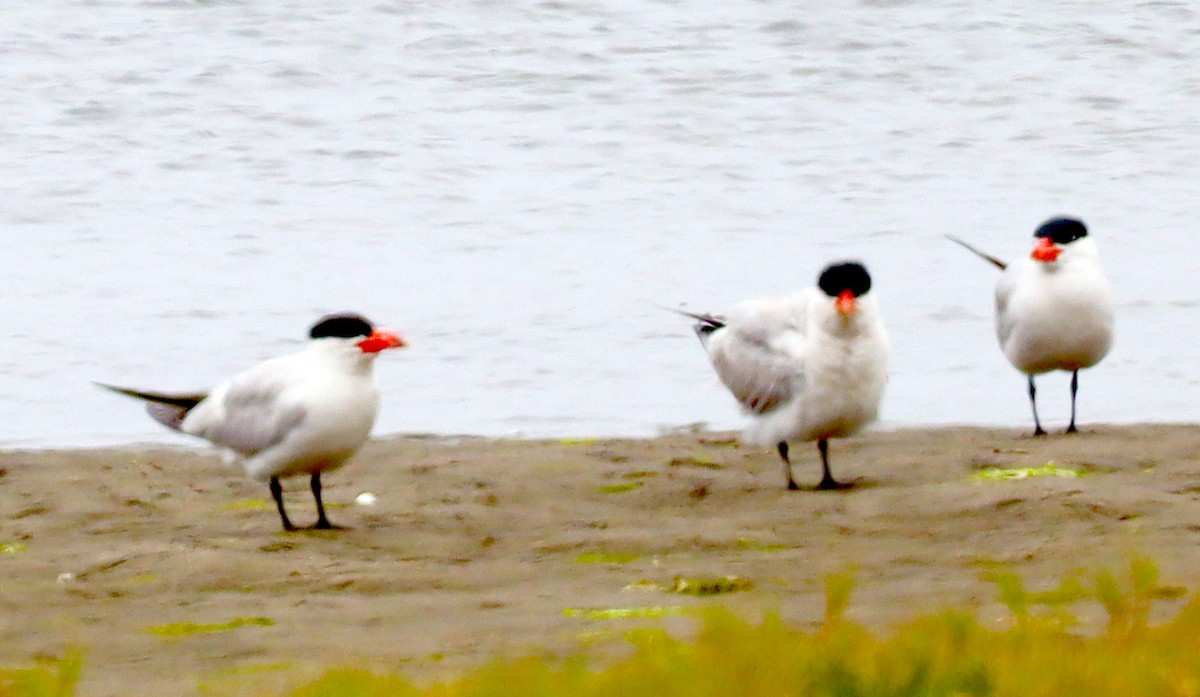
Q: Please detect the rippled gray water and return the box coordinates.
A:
[3,1,1200,447]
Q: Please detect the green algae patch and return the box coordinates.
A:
[621,470,659,480]
[562,606,687,620]
[668,575,753,596]
[666,456,722,470]
[558,438,598,446]
[1,542,27,555]
[971,461,1082,481]
[597,482,641,494]
[222,498,272,511]
[736,538,790,552]
[625,576,753,596]
[622,580,662,592]
[575,552,642,565]
[698,437,741,448]
[145,616,274,638]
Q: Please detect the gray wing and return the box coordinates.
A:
[706,296,808,414]
[994,267,1018,346]
[182,359,308,457]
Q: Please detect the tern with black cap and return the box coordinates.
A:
[948,217,1114,435]
[677,261,889,490]
[98,313,407,531]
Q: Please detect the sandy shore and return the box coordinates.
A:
[2,425,1200,695]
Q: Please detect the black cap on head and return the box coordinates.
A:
[1034,218,1088,245]
[817,261,872,298]
[309,313,375,340]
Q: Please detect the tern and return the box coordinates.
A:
[948,217,1114,435]
[99,313,407,531]
[679,261,889,490]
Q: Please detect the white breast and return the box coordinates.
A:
[995,239,1114,374]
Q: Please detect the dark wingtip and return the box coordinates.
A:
[94,382,148,400]
[945,235,1007,270]
[685,312,725,347]
[95,382,207,432]
[658,304,725,347]
[692,316,725,335]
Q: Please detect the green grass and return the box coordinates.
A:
[0,650,81,697]
[274,558,1200,696]
[7,559,1200,696]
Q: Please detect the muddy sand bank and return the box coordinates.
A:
[2,424,1199,695]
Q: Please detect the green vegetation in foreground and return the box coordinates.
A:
[0,650,81,697]
[7,559,1200,697]
[279,558,1200,697]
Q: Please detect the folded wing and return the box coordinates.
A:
[705,295,809,414]
[183,362,308,457]
[995,268,1018,347]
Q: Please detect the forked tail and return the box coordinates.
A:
[665,307,726,346]
[945,235,1007,270]
[94,382,207,431]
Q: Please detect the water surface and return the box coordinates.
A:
[3,1,1199,447]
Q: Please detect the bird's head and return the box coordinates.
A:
[1031,217,1088,264]
[818,261,873,323]
[309,313,407,355]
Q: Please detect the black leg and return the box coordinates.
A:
[1066,370,1079,434]
[269,476,296,532]
[310,473,341,530]
[815,439,843,490]
[777,442,799,490]
[1028,376,1046,436]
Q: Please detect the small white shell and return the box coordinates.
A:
[354,492,378,506]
